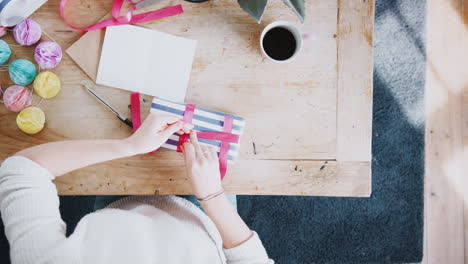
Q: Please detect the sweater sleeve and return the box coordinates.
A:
[0,156,68,264]
[223,232,274,264]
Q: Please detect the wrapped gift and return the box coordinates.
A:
[130,93,245,178]
[147,97,246,179]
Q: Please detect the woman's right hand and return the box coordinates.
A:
[181,131,223,199]
[126,113,193,155]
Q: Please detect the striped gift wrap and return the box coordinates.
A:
[150,98,246,163]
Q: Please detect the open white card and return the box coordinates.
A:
[96,25,197,102]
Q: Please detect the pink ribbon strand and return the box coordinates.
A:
[60,0,184,31]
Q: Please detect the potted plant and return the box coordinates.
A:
[237,0,306,23]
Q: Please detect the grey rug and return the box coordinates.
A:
[237,0,426,263]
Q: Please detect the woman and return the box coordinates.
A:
[0,113,273,263]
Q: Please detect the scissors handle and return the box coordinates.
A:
[117,115,133,129]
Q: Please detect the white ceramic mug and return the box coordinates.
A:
[260,21,303,63]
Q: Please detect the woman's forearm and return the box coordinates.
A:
[13,114,190,177]
[201,194,253,249]
[15,139,137,177]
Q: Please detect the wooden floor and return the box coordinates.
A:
[423,0,468,263]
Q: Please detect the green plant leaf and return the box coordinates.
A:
[238,0,269,23]
[282,0,306,22]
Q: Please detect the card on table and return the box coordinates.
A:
[96,25,197,102]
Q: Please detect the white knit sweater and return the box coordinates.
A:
[0,156,273,264]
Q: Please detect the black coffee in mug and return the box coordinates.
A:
[262,27,297,61]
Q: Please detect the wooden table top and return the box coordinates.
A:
[0,0,374,196]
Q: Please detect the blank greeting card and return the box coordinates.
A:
[96,25,197,102]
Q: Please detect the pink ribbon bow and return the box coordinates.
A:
[60,0,183,31]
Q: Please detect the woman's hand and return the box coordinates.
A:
[126,113,193,155]
[181,131,223,199]
[182,131,256,250]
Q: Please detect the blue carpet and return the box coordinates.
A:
[237,0,426,263]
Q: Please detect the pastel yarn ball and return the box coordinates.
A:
[3,85,32,112]
[16,107,45,134]
[13,18,42,46]
[33,71,61,99]
[0,26,7,38]
[9,59,37,86]
[34,41,62,69]
[0,39,11,65]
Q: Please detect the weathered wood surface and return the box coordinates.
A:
[336,0,374,162]
[423,0,468,263]
[67,0,339,160]
[0,0,374,196]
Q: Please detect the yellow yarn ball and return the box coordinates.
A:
[33,71,61,99]
[16,107,45,134]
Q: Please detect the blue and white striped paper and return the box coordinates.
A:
[151,98,246,163]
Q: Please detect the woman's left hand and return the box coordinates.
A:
[125,113,193,155]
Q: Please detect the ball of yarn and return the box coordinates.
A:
[16,107,45,134]
[13,18,42,46]
[3,85,32,112]
[0,26,7,38]
[34,41,62,69]
[33,71,61,99]
[9,59,37,86]
[0,39,11,65]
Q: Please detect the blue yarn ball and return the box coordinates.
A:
[9,59,37,86]
[0,40,11,65]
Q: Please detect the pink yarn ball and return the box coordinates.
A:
[35,42,62,69]
[0,26,7,38]
[13,19,42,46]
[3,85,32,112]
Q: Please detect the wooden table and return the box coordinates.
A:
[0,0,374,196]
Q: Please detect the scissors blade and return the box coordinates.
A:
[84,85,122,117]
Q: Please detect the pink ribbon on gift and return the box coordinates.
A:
[131,92,158,154]
[60,0,183,31]
[176,104,238,180]
[130,92,141,131]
